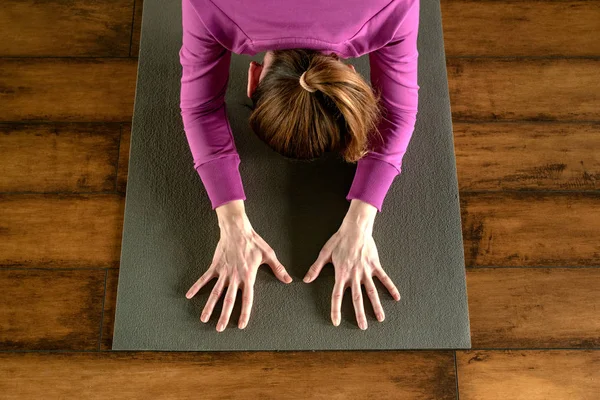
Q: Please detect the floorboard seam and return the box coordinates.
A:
[115,123,123,192]
[97,269,109,351]
[129,0,137,57]
[454,351,460,400]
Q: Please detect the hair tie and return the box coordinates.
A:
[299,71,317,93]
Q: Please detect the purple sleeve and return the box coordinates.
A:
[346,0,421,212]
[179,0,246,209]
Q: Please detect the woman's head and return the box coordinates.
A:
[246,49,383,163]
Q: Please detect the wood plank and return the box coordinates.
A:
[1,184,596,270]
[0,194,124,268]
[131,0,145,57]
[467,268,600,348]
[101,268,119,350]
[441,0,600,57]
[461,192,600,267]
[447,58,600,121]
[3,121,597,197]
[0,269,105,350]
[2,58,595,124]
[0,351,456,399]
[0,58,137,122]
[3,0,599,59]
[0,0,133,57]
[454,122,600,191]
[111,121,600,196]
[0,123,120,192]
[456,350,600,400]
[117,123,131,193]
[102,268,600,351]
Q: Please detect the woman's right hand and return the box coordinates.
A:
[185,200,293,332]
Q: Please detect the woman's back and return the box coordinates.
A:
[180,0,421,211]
[187,0,418,58]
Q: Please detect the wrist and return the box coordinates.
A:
[342,199,377,233]
[216,200,248,226]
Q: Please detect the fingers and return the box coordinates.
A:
[186,266,216,299]
[364,276,385,322]
[373,266,401,301]
[264,249,292,284]
[238,281,254,330]
[304,248,331,283]
[201,274,226,323]
[217,280,239,332]
[254,234,292,284]
[352,278,367,330]
[200,271,256,330]
[331,279,344,326]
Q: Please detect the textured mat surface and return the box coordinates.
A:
[112,0,471,350]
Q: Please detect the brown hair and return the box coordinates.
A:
[248,49,384,163]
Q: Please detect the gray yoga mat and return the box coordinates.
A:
[112,0,471,351]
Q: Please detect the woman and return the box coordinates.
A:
[181,0,420,332]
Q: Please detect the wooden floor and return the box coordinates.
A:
[1,0,599,398]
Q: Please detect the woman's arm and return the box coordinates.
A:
[346,0,421,212]
[180,0,246,209]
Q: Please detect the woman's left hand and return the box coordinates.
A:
[302,200,401,329]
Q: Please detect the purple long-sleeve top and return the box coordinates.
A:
[179,0,420,212]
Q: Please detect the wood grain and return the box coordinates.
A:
[0,123,120,192]
[447,58,600,121]
[0,58,137,122]
[100,267,600,350]
[454,122,600,191]
[0,269,105,350]
[0,351,456,399]
[2,120,597,195]
[3,1,600,59]
[1,192,596,269]
[0,0,133,57]
[1,58,597,126]
[101,268,119,350]
[441,0,600,57]
[0,194,124,268]
[117,123,131,193]
[457,350,600,400]
[113,122,600,193]
[13,268,600,352]
[467,268,600,348]
[131,0,144,57]
[460,192,600,267]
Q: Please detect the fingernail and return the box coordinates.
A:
[200,314,207,323]
[377,313,384,322]
[285,275,292,283]
[359,321,367,330]
[239,321,247,329]
[303,275,310,283]
[217,323,224,332]
[333,317,340,326]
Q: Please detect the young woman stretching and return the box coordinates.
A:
[180,0,421,332]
